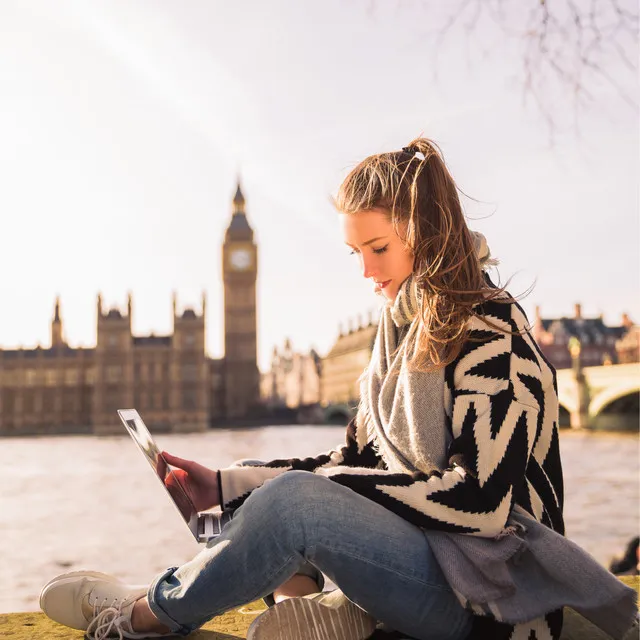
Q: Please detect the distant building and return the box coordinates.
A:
[616,325,640,364]
[321,313,378,407]
[260,338,322,409]
[0,183,260,436]
[532,304,633,370]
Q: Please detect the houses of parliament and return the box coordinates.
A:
[0,185,260,436]
[6,180,631,436]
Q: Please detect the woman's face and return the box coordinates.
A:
[341,208,414,301]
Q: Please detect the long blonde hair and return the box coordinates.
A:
[335,136,509,371]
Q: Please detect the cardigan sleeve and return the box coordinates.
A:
[218,417,383,511]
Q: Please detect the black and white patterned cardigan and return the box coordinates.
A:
[218,296,565,639]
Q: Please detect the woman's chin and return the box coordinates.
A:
[376,288,396,301]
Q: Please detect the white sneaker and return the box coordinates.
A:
[247,589,377,640]
[39,570,176,639]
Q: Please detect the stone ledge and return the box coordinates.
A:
[0,600,267,639]
[0,577,636,639]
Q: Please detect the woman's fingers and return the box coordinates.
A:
[161,451,191,470]
[160,452,219,510]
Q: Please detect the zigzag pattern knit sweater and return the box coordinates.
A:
[218,295,565,639]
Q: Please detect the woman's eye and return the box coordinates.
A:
[349,245,387,256]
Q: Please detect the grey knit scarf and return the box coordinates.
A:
[355,232,638,638]
[354,230,496,462]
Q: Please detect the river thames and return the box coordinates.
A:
[1,426,638,614]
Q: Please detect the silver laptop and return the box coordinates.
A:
[117,409,232,543]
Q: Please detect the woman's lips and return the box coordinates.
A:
[374,280,391,291]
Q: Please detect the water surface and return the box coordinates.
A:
[1,426,637,613]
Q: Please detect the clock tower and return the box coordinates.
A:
[222,182,260,418]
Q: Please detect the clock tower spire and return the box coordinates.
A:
[232,180,245,214]
[222,179,259,419]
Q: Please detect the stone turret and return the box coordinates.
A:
[50,296,64,348]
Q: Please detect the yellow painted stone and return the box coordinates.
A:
[560,575,638,640]
[0,600,266,639]
[0,577,636,639]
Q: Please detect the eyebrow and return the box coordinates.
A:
[345,236,388,248]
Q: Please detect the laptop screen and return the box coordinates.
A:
[118,409,199,527]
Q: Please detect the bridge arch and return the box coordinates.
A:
[590,385,640,418]
[590,389,639,431]
[558,404,571,428]
[324,404,354,425]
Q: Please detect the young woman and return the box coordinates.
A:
[40,139,636,640]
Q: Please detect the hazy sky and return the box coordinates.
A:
[1,0,638,370]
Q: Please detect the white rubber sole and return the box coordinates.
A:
[247,596,377,640]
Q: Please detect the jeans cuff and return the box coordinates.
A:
[297,563,325,592]
[147,566,193,637]
[262,564,325,608]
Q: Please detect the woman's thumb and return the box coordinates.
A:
[162,452,190,469]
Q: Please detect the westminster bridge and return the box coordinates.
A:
[325,362,640,431]
[556,361,639,430]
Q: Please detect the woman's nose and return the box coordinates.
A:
[361,254,377,279]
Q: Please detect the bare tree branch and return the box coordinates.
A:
[366,0,639,140]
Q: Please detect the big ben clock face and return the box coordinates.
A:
[230,248,252,271]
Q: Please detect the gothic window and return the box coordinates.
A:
[183,389,197,410]
[232,288,253,308]
[239,340,256,361]
[43,389,55,412]
[63,391,77,412]
[24,390,34,412]
[4,391,14,414]
[182,364,198,382]
[106,366,121,383]
[184,334,196,348]
[106,386,120,410]
[81,390,93,413]
[64,369,79,386]
[25,369,37,387]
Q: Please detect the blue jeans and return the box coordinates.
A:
[147,469,473,640]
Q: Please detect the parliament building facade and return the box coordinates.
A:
[0,185,260,436]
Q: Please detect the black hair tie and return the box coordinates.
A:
[402,146,425,160]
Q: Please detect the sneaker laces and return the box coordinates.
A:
[86,595,139,640]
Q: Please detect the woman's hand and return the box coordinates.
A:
[158,451,220,513]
